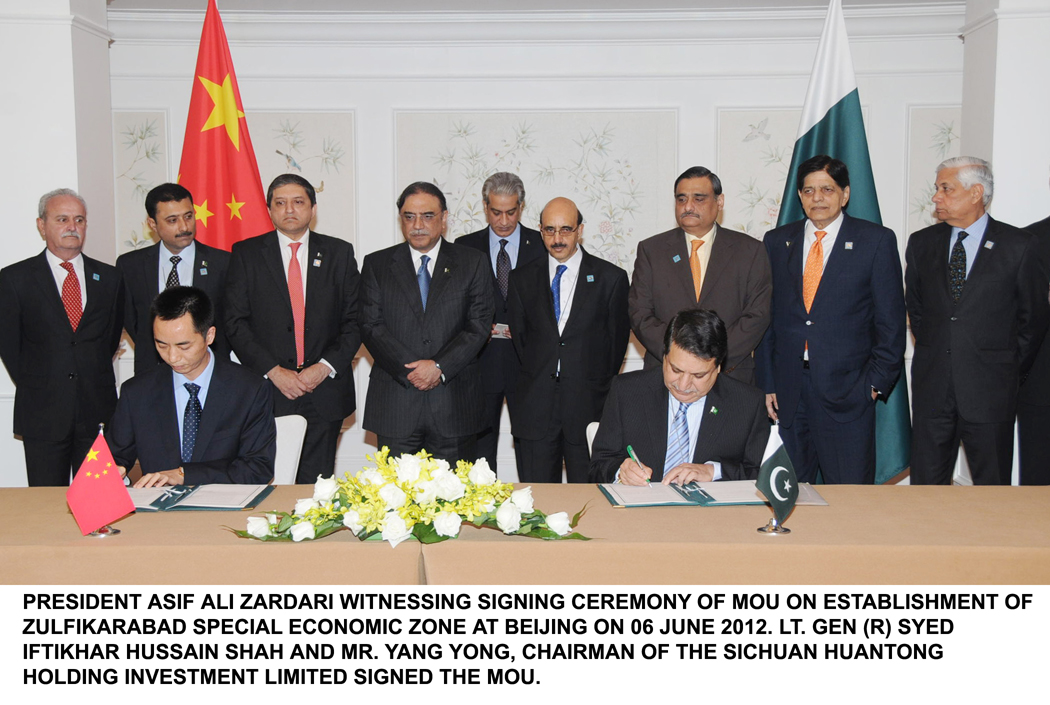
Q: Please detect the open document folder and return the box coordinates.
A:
[598,480,827,508]
[126,484,274,512]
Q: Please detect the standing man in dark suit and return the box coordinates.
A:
[108,287,275,487]
[116,183,230,376]
[0,189,124,486]
[1018,189,1050,485]
[224,174,361,484]
[507,197,630,483]
[755,156,906,484]
[629,166,771,383]
[361,182,494,461]
[591,309,769,485]
[906,157,1049,485]
[456,172,545,472]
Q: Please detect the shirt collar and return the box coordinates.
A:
[489,223,521,245]
[411,236,443,268]
[805,211,845,238]
[44,249,83,270]
[173,348,215,394]
[277,229,310,251]
[160,240,195,262]
[547,245,583,275]
[951,212,990,240]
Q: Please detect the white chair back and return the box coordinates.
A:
[586,421,600,456]
[273,415,308,485]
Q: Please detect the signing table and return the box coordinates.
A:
[3,484,1050,585]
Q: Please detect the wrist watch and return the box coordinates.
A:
[435,362,446,384]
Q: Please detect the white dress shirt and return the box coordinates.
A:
[548,247,583,336]
[157,241,196,291]
[45,249,86,311]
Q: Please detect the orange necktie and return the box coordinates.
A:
[802,231,826,313]
[689,239,705,302]
[288,242,306,367]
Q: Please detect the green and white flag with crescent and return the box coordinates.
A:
[757,426,798,525]
[778,0,911,484]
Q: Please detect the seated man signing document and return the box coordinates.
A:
[590,309,769,485]
[108,287,276,487]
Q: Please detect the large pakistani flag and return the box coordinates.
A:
[778,0,911,484]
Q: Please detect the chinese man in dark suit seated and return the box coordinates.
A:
[107,286,276,487]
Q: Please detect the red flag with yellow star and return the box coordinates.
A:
[66,432,135,535]
[178,0,270,251]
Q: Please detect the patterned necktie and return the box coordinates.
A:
[689,239,705,302]
[802,230,826,313]
[287,242,306,367]
[496,238,511,300]
[949,231,969,304]
[182,382,201,464]
[664,400,693,473]
[551,264,568,322]
[59,261,82,332]
[166,255,182,289]
[418,254,431,310]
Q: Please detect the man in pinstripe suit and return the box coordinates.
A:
[360,182,495,461]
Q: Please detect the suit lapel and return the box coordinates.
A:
[191,358,226,461]
[646,377,670,481]
[699,225,733,302]
[148,244,162,300]
[663,230,697,304]
[785,222,806,306]
[82,257,104,329]
[303,235,328,309]
[519,227,544,266]
[391,243,426,321]
[154,369,182,465]
[29,252,69,329]
[931,223,953,300]
[963,217,996,289]
[427,240,453,308]
[192,243,212,290]
[262,233,292,312]
[692,377,724,464]
[561,249,595,336]
[534,257,559,332]
[809,217,851,311]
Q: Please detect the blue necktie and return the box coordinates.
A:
[664,400,692,473]
[552,264,567,322]
[182,382,201,464]
[418,254,431,310]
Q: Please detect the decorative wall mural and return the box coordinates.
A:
[907,106,962,235]
[113,111,169,254]
[247,111,356,245]
[396,111,677,272]
[717,109,801,240]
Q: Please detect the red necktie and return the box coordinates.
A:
[60,262,82,332]
[288,242,305,367]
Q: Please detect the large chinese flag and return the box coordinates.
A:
[66,432,135,536]
[178,0,270,251]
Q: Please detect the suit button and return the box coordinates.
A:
[805,320,812,326]
[68,373,76,379]
[70,340,76,346]
[559,342,566,347]
[423,339,431,345]
[950,317,957,321]
[946,349,951,355]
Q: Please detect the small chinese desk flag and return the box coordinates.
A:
[66,431,135,535]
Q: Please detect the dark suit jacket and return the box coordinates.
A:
[224,231,361,421]
[755,214,906,425]
[116,240,231,376]
[629,225,771,381]
[1020,215,1050,407]
[906,217,1050,423]
[506,248,630,443]
[360,239,495,438]
[107,357,275,484]
[456,225,544,398]
[0,250,124,441]
[589,367,769,483]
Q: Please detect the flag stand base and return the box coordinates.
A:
[89,525,121,538]
[757,518,790,534]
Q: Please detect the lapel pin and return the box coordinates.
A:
[710,406,719,415]
[672,255,681,263]
[201,260,208,268]
[444,267,450,274]
[313,259,322,267]
[586,275,594,282]
[984,241,995,250]
[92,273,100,281]
[199,268,208,276]
[845,242,853,250]
[786,241,791,247]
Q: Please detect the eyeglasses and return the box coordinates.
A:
[541,225,580,236]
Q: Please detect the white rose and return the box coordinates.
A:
[294,498,319,516]
[433,458,452,474]
[382,512,413,547]
[342,509,363,535]
[313,476,339,502]
[545,512,571,536]
[246,516,270,538]
[479,499,496,513]
[379,483,407,510]
[468,458,497,486]
[495,500,522,534]
[289,522,316,542]
[414,480,438,504]
[395,454,423,483]
[510,487,534,514]
[266,513,280,525]
[433,511,462,538]
[433,473,466,502]
[358,468,385,485]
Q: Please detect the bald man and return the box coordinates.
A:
[506,197,630,482]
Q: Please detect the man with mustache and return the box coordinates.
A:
[116,183,231,377]
[0,189,125,486]
[590,309,768,485]
[629,166,771,384]
[360,182,494,462]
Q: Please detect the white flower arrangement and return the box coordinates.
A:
[234,447,589,547]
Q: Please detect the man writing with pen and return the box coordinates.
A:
[589,309,770,485]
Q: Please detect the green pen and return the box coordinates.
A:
[626,445,652,488]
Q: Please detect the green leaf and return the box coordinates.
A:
[571,501,592,529]
[413,523,451,544]
[276,514,294,533]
